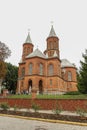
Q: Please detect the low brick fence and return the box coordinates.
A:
[0,98,87,111]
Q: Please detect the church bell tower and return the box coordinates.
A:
[22,32,34,61]
[45,25,60,58]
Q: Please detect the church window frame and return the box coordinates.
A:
[50,42,53,49]
[29,63,33,75]
[23,47,26,54]
[21,81,24,88]
[68,71,72,81]
[54,42,57,49]
[48,64,54,76]
[21,67,25,77]
[39,63,43,75]
[27,47,30,53]
[50,79,52,86]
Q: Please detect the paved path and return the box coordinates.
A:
[10,108,87,117]
[0,116,87,130]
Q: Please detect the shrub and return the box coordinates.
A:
[64,91,81,95]
[76,107,86,117]
[13,105,21,112]
[0,102,10,111]
[53,104,62,115]
[13,105,18,112]
[31,103,40,112]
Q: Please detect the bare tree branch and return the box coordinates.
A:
[0,41,11,61]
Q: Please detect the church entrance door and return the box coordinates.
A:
[39,80,43,94]
[28,80,32,94]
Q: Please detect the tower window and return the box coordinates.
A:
[27,47,30,53]
[23,47,26,54]
[50,42,53,49]
[54,42,57,49]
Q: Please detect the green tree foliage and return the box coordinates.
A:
[77,49,87,94]
[2,63,18,93]
[0,61,7,79]
[0,41,11,87]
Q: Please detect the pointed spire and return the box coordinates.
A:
[25,31,32,44]
[48,25,57,38]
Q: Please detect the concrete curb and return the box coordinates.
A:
[0,114,87,126]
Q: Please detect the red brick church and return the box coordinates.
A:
[17,25,77,94]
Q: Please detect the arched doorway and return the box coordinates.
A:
[28,80,32,94]
[39,80,43,94]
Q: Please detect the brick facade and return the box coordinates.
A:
[17,26,77,94]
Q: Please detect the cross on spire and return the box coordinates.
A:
[28,29,30,33]
[51,21,54,26]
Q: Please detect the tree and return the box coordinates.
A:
[0,41,11,93]
[2,63,18,93]
[0,61,7,91]
[0,41,11,61]
[77,49,87,94]
[0,61,7,79]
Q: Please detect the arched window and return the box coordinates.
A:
[23,47,26,54]
[47,44,49,49]
[68,71,72,81]
[50,42,53,49]
[27,47,30,53]
[50,79,52,86]
[21,81,24,88]
[21,67,25,77]
[48,64,53,76]
[54,42,57,49]
[29,63,33,75]
[39,63,43,75]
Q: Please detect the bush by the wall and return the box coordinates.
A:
[0,102,10,111]
[31,102,40,112]
[64,91,81,95]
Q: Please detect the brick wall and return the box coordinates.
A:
[0,98,87,111]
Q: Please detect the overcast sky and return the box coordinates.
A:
[0,0,87,68]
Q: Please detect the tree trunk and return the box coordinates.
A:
[0,79,3,93]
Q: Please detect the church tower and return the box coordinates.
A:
[22,32,34,61]
[45,25,60,58]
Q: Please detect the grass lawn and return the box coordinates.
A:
[37,94,87,99]
[7,94,87,99]
[7,94,32,99]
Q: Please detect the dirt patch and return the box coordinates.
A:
[0,110,87,123]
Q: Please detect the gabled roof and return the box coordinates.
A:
[26,48,46,59]
[48,25,57,38]
[61,59,75,68]
[25,32,32,44]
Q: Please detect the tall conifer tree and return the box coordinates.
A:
[78,49,87,93]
